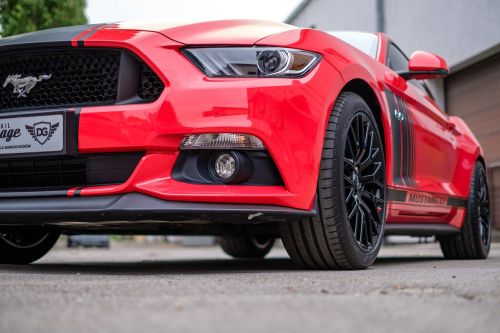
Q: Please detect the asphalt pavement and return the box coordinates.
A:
[0,241,499,333]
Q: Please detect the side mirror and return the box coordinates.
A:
[398,51,449,80]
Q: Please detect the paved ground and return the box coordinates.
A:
[0,241,499,333]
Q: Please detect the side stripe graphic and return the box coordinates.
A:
[385,88,416,187]
[388,189,467,208]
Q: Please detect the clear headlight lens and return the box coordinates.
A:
[182,47,321,78]
[179,133,265,150]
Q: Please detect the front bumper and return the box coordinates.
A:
[0,29,345,211]
[0,192,315,225]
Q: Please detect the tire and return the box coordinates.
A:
[0,229,60,264]
[439,162,491,259]
[280,92,386,270]
[219,236,274,258]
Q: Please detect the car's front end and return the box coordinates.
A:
[0,21,345,230]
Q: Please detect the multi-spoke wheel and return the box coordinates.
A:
[218,236,275,258]
[280,92,386,269]
[0,229,60,265]
[344,113,385,252]
[439,162,491,259]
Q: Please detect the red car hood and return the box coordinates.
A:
[109,19,296,45]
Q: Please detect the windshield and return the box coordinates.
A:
[328,31,379,58]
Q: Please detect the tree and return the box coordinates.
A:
[0,0,87,37]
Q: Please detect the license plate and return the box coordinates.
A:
[0,114,64,155]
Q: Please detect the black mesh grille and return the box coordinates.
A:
[138,62,165,101]
[0,50,120,110]
[0,49,164,111]
[0,153,142,190]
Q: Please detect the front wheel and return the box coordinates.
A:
[0,229,60,264]
[280,92,387,270]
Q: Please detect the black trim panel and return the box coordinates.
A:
[385,223,461,236]
[172,150,284,186]
[0,190,68,199]
[0,192,316,225]
[397,70,449,80]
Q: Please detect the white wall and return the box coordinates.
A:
[290,0,377,31]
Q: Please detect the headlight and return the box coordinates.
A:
[182,47,321,78]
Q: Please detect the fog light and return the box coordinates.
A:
[214,153,236,180]
[208,151,253,183]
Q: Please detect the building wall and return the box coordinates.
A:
[384,0,500,67]
[289,0,377,32]
[289,0,500,228]
[289,0,500,67]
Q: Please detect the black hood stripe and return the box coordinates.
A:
[73,24,111,47]
[0,24,103,51]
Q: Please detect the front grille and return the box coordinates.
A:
[139,62,165,100]
[0,49,164,111]
[0,153,142,190]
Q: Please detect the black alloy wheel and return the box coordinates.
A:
[343,112,385,252]
[439,162,491,259]
[0,229,60,264]
[279,92,387,269]
[477,168,491,247]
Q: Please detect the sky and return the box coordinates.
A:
[86,0,303,24]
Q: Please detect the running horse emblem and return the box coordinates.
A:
[2,74,52,98]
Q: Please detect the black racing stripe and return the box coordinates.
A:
[0,24,101,51]
[385,88,403,186]
[74,188,83,197]
[403,99,412,186]
[400,98,415,187]
[396,96,409,187]
[447,197,468,208]
[405,100,416,187]
[387,188,407,202]
[76,24,108,47]
[75,107,81,136]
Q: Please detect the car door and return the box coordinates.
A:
[384,42,459,217]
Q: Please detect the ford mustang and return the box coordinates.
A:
[0,20,491,269]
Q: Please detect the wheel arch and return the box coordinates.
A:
[339,79,391,160]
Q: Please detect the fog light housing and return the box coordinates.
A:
[209,151,253,183]
[180,133,265,150]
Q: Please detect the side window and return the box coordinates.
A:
[387,42,434,100]
[387,43,408,72]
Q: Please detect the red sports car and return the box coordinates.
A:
[0,20,491,269]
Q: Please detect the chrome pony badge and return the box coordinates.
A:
[2,74,52,98]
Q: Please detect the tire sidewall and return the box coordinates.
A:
[469,163,491,257]
[0,231,60,264]
[325,93,386,268]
